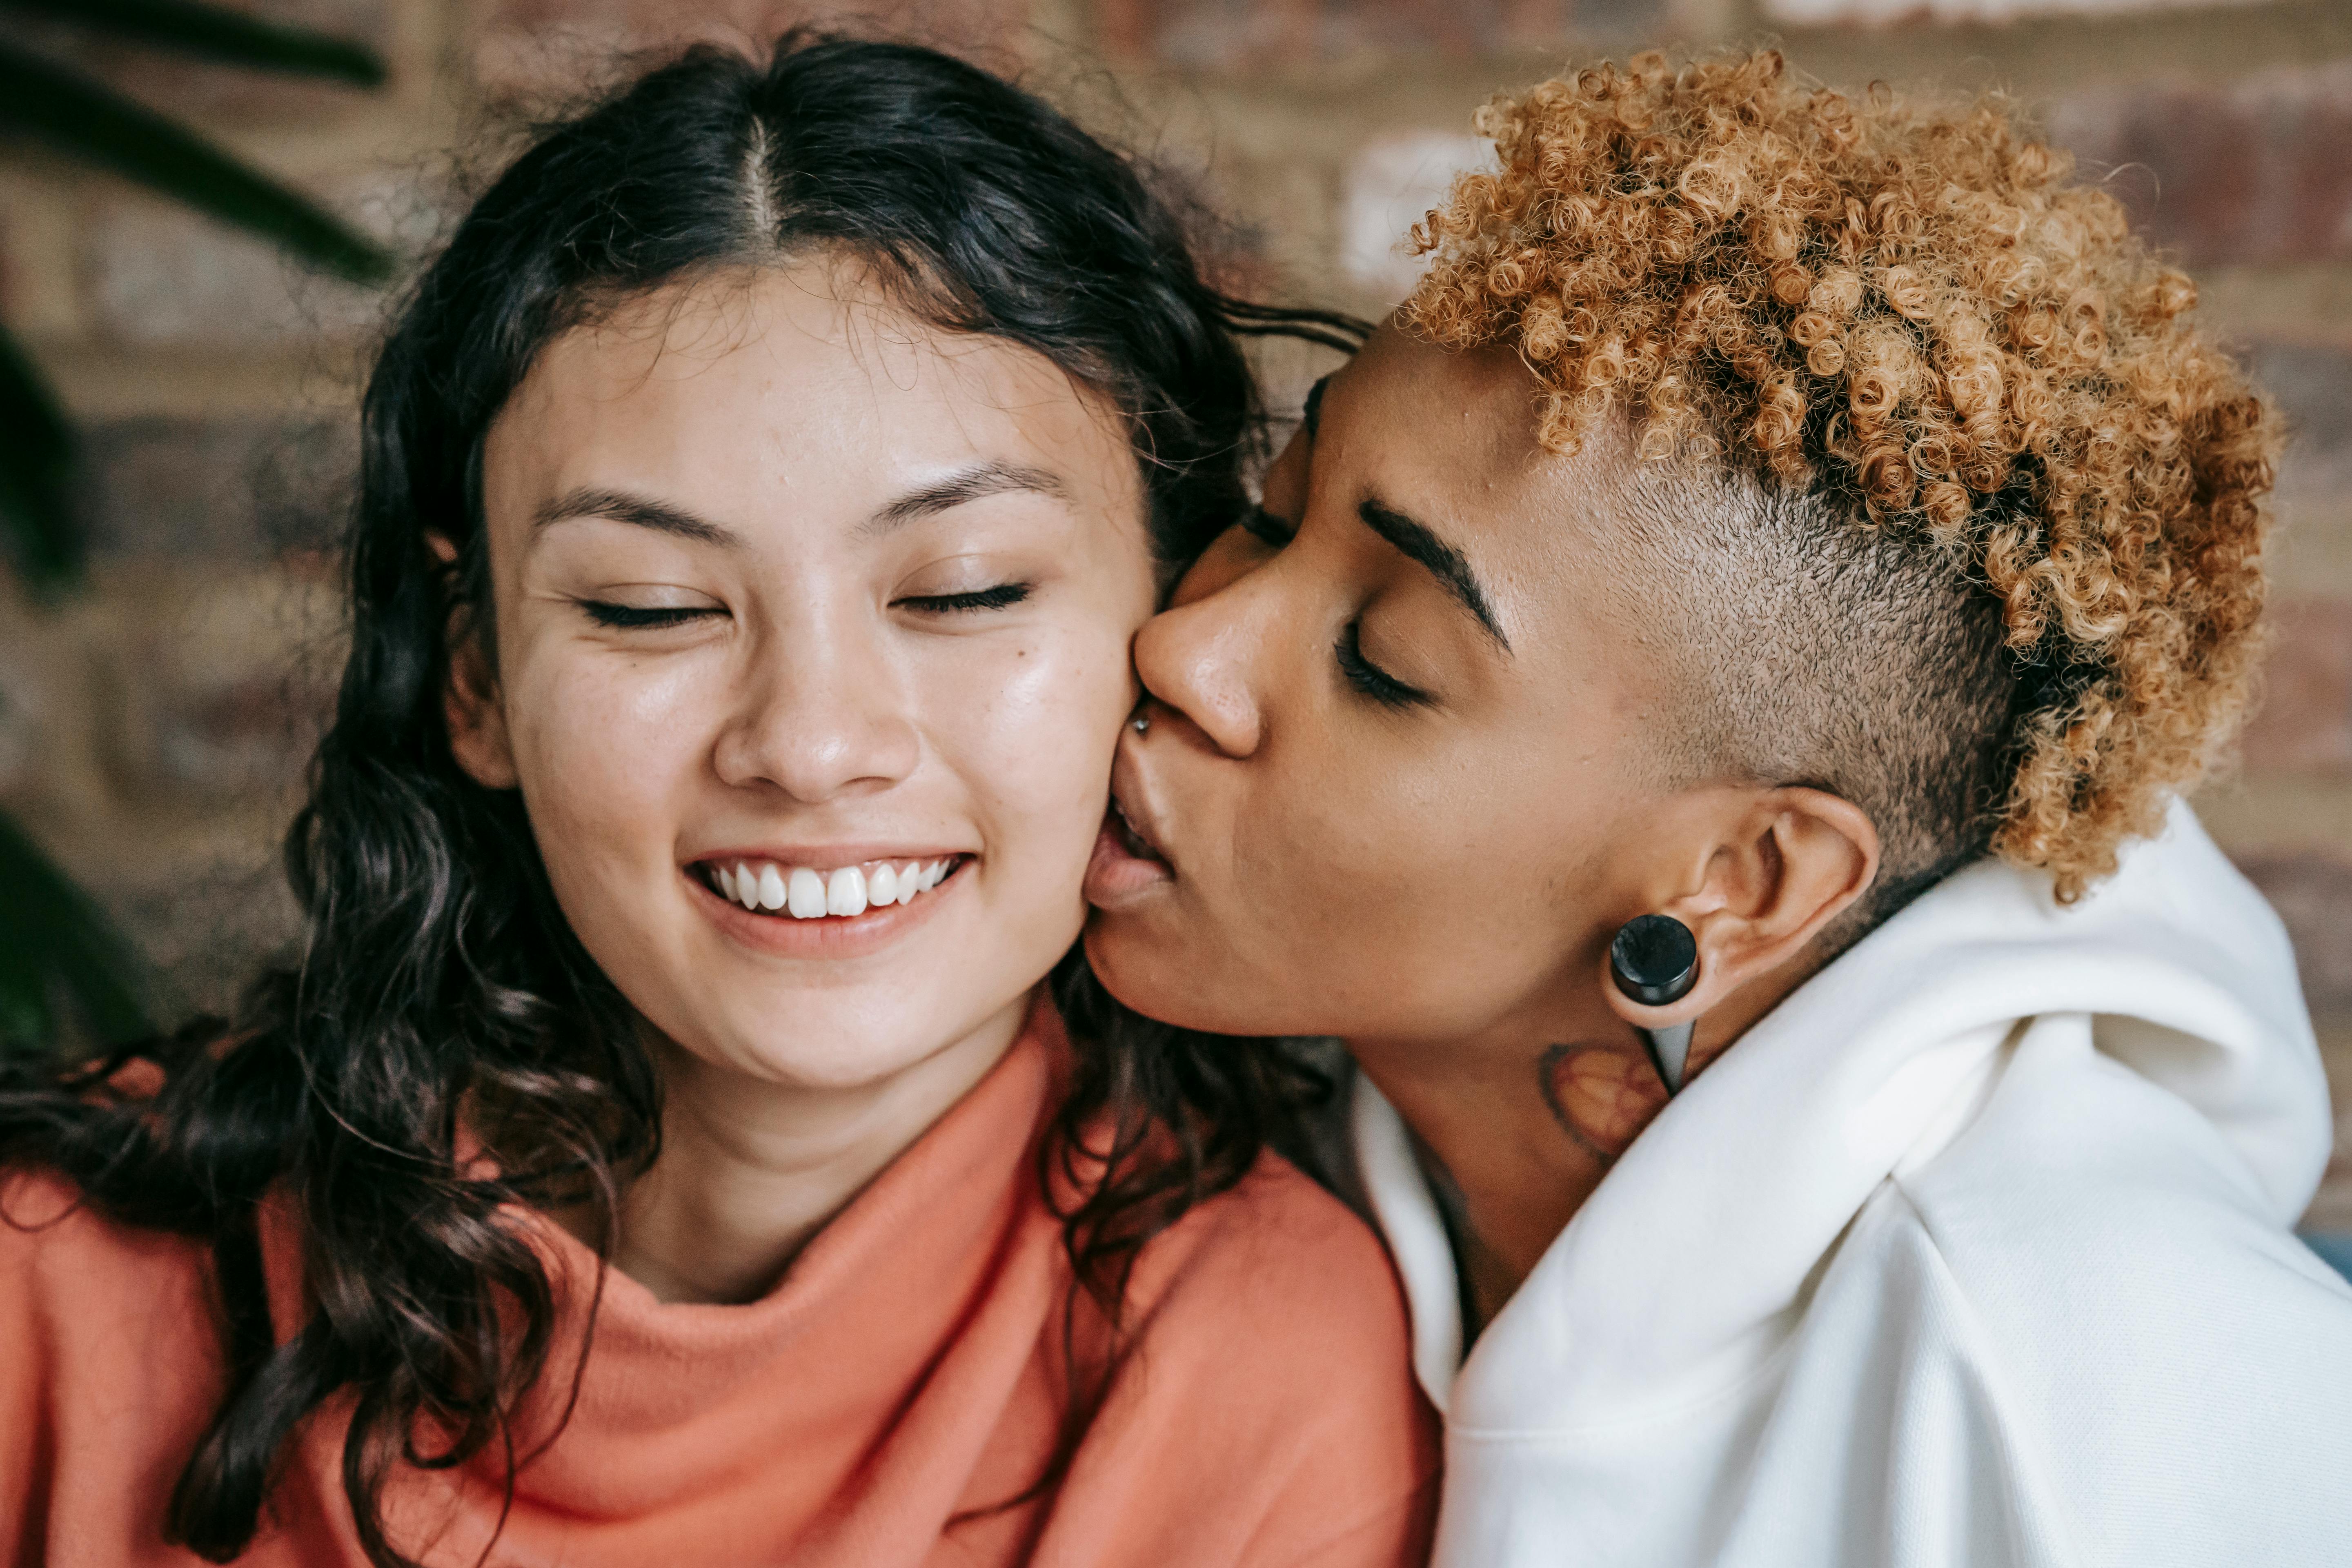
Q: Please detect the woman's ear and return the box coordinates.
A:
[427,532,518,790]
[1602,787,1879,1031]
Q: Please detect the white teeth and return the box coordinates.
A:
[786,866,826,918]
[826,866,868,916]
[712,856,955,916]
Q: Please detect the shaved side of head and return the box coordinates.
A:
[1404,51,2275,903]
[1590,432,2016,938]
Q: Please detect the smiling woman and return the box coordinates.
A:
[453,269,1158,1139]
[0,36,1433,1568]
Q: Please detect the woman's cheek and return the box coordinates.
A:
[513,651,703,844]
[939,630,1126,847]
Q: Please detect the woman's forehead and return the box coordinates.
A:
[529,266,1089,419]
[1317,330,1633,594]
[1328,327,1545,450]
[484,268,1135,530]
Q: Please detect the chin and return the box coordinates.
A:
[1081,919,1181,1019]
[717,1018,940,1091]
[1082,919,1251,1035]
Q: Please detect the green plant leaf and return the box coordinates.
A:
[0,0,385,85]
[0,42,394,285]
[0,809,153,1056]
[0,321,78,593]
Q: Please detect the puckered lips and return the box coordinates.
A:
[1085,740,1175,909]
[686,843,970,958]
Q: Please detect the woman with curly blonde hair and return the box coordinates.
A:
[1084,48,2352,1568]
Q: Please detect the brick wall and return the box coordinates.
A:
[4,0,2349,1211]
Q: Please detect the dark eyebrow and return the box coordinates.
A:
[1358,496,1510,652]
[866,460,1067,534]
[533,486,739,545]
[1302,375,1331,442]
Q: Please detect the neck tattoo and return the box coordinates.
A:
[1538,1041,1669,1165]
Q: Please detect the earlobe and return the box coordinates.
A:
[1609,914,1702,1092]
[1598,788,1880,1088]
[445,633,518,790]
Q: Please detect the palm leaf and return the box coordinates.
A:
[0,7,387,1060]
[0,41,394,285]
[0,0,385,85]
[0,321,77,592]
[0,810,153,1056]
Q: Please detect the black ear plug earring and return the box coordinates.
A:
[1610,914,1700,1095]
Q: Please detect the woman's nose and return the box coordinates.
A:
[1132,581,1268,760]
[712,625,920,801]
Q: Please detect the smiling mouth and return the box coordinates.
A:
[695,855,966,919]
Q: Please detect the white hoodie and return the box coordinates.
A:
[1355,802,2352,1567]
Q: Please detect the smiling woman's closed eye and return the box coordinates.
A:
[543,465,1091,644]
[570,577,1038,631]
[543,461,1077,636]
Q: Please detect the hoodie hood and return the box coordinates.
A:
[1359,800,2328,1435]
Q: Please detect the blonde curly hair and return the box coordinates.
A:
[1402,49,2276,899]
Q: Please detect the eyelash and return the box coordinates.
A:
[895,582,1033,614]
[579,583,1033,629]
[1335,621,1431,710]
[580,601,713,630]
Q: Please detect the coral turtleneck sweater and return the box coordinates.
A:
[1,1001,1437,1567]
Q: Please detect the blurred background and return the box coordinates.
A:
[0,0,2347,1219]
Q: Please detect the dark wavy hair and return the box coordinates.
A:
[0,36,1362,1568]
